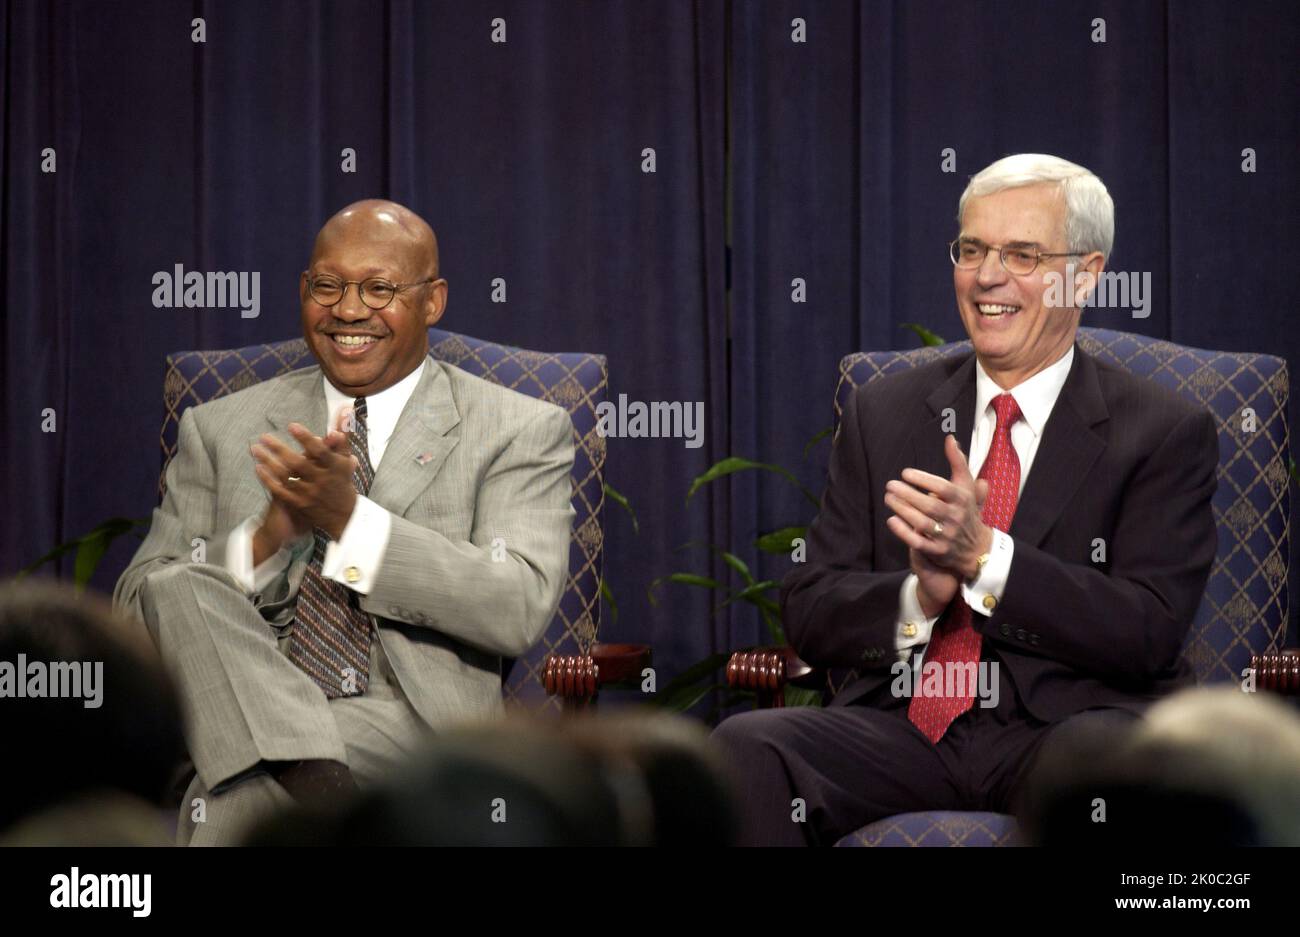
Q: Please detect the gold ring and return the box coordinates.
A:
[932,520,944,536]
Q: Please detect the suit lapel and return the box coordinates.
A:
[262,367,329,438]
[248,368,328,522]
[258,357,461,519]
[367,358,461,517]
[907,341,1109,550]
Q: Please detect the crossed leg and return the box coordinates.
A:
[138,563,430,846]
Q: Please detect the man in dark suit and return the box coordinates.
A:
[711,154,1219,846]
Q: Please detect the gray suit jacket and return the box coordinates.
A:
[115,356,576,730]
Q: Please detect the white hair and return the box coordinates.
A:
[1134,687,1300,846]
[958,153,1115,260]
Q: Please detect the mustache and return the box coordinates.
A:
[319,326,388,337]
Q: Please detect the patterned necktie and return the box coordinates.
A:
[908,392,1023,743]
[287,397,375,698]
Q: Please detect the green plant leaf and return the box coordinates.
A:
[73,532,111,590]
[759,606,786,645]
[687,457,818,508]
[802,426,833,460]
[16,516,150,582]
[719,580,780,609]
[646,572,723,607]
[755,526,806,554]
[718,551,754,586]
[661,652,731,690]
[599,577,619,625]
[900,322,945,347]
[783,685,825,708]
[602,482,639,535]
[644,652,732,712]
[700,544,757,584]
[655,681,727,715]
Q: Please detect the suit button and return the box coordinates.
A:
[999,623,1011,637]
[982,594,997,611]
[1015,628,1027,642]
[344,566,361,584]
[902,622,918,638]
[1029,633,1040,646]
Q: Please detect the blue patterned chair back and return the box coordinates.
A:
[833,326,1290,684]
[159,327,608,713]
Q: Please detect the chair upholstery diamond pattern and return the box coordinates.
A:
[836,811,1018,847]
[159,327,608,713]
[828,326,1290,846]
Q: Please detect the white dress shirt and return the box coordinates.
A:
[894,345,1075,668]
[224,358,429,597]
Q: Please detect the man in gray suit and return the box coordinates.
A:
[114,200,576,845]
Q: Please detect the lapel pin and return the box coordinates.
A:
[415,451,436,466]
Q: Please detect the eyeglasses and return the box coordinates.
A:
[949,238,1086,277]
[303,271,435,310]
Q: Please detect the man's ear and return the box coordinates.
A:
[1073,252,1105,307]
[424,278,448,328]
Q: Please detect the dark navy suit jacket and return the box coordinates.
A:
[780,340,1219,723]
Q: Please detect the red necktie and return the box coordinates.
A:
[907,392,1023,743]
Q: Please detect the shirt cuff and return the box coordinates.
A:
[224,516,295,595]
[961,528,1014,617]
[321,496,392,594]
[895,573,941,662]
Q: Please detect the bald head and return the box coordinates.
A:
[310,199,439,280]
[301,198,449,396]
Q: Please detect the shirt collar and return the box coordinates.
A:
[973,344,1074,438]
[321,356,428,435]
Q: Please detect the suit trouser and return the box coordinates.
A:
[137,563,431,846]
[710,663,1138,846]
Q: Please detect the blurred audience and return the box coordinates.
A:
[246,710,738,846]
[1021,686,1300,846]
[0,580,184,845]
[14,584,1293,850]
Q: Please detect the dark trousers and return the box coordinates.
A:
[710,664,1138,846]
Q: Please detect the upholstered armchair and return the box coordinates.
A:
[726,326,1294,846]
[160,327,647,713]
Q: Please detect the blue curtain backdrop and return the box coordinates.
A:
[3,0,1297,703]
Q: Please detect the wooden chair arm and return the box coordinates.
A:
[726,646,818,708]
[543,642,652,708]
[1251,650,1300,696]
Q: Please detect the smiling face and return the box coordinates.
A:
[301,200,448,397]
[955,183,1100,389]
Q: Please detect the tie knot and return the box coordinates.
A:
[992,393,1022,432]
[352,396,367,428]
